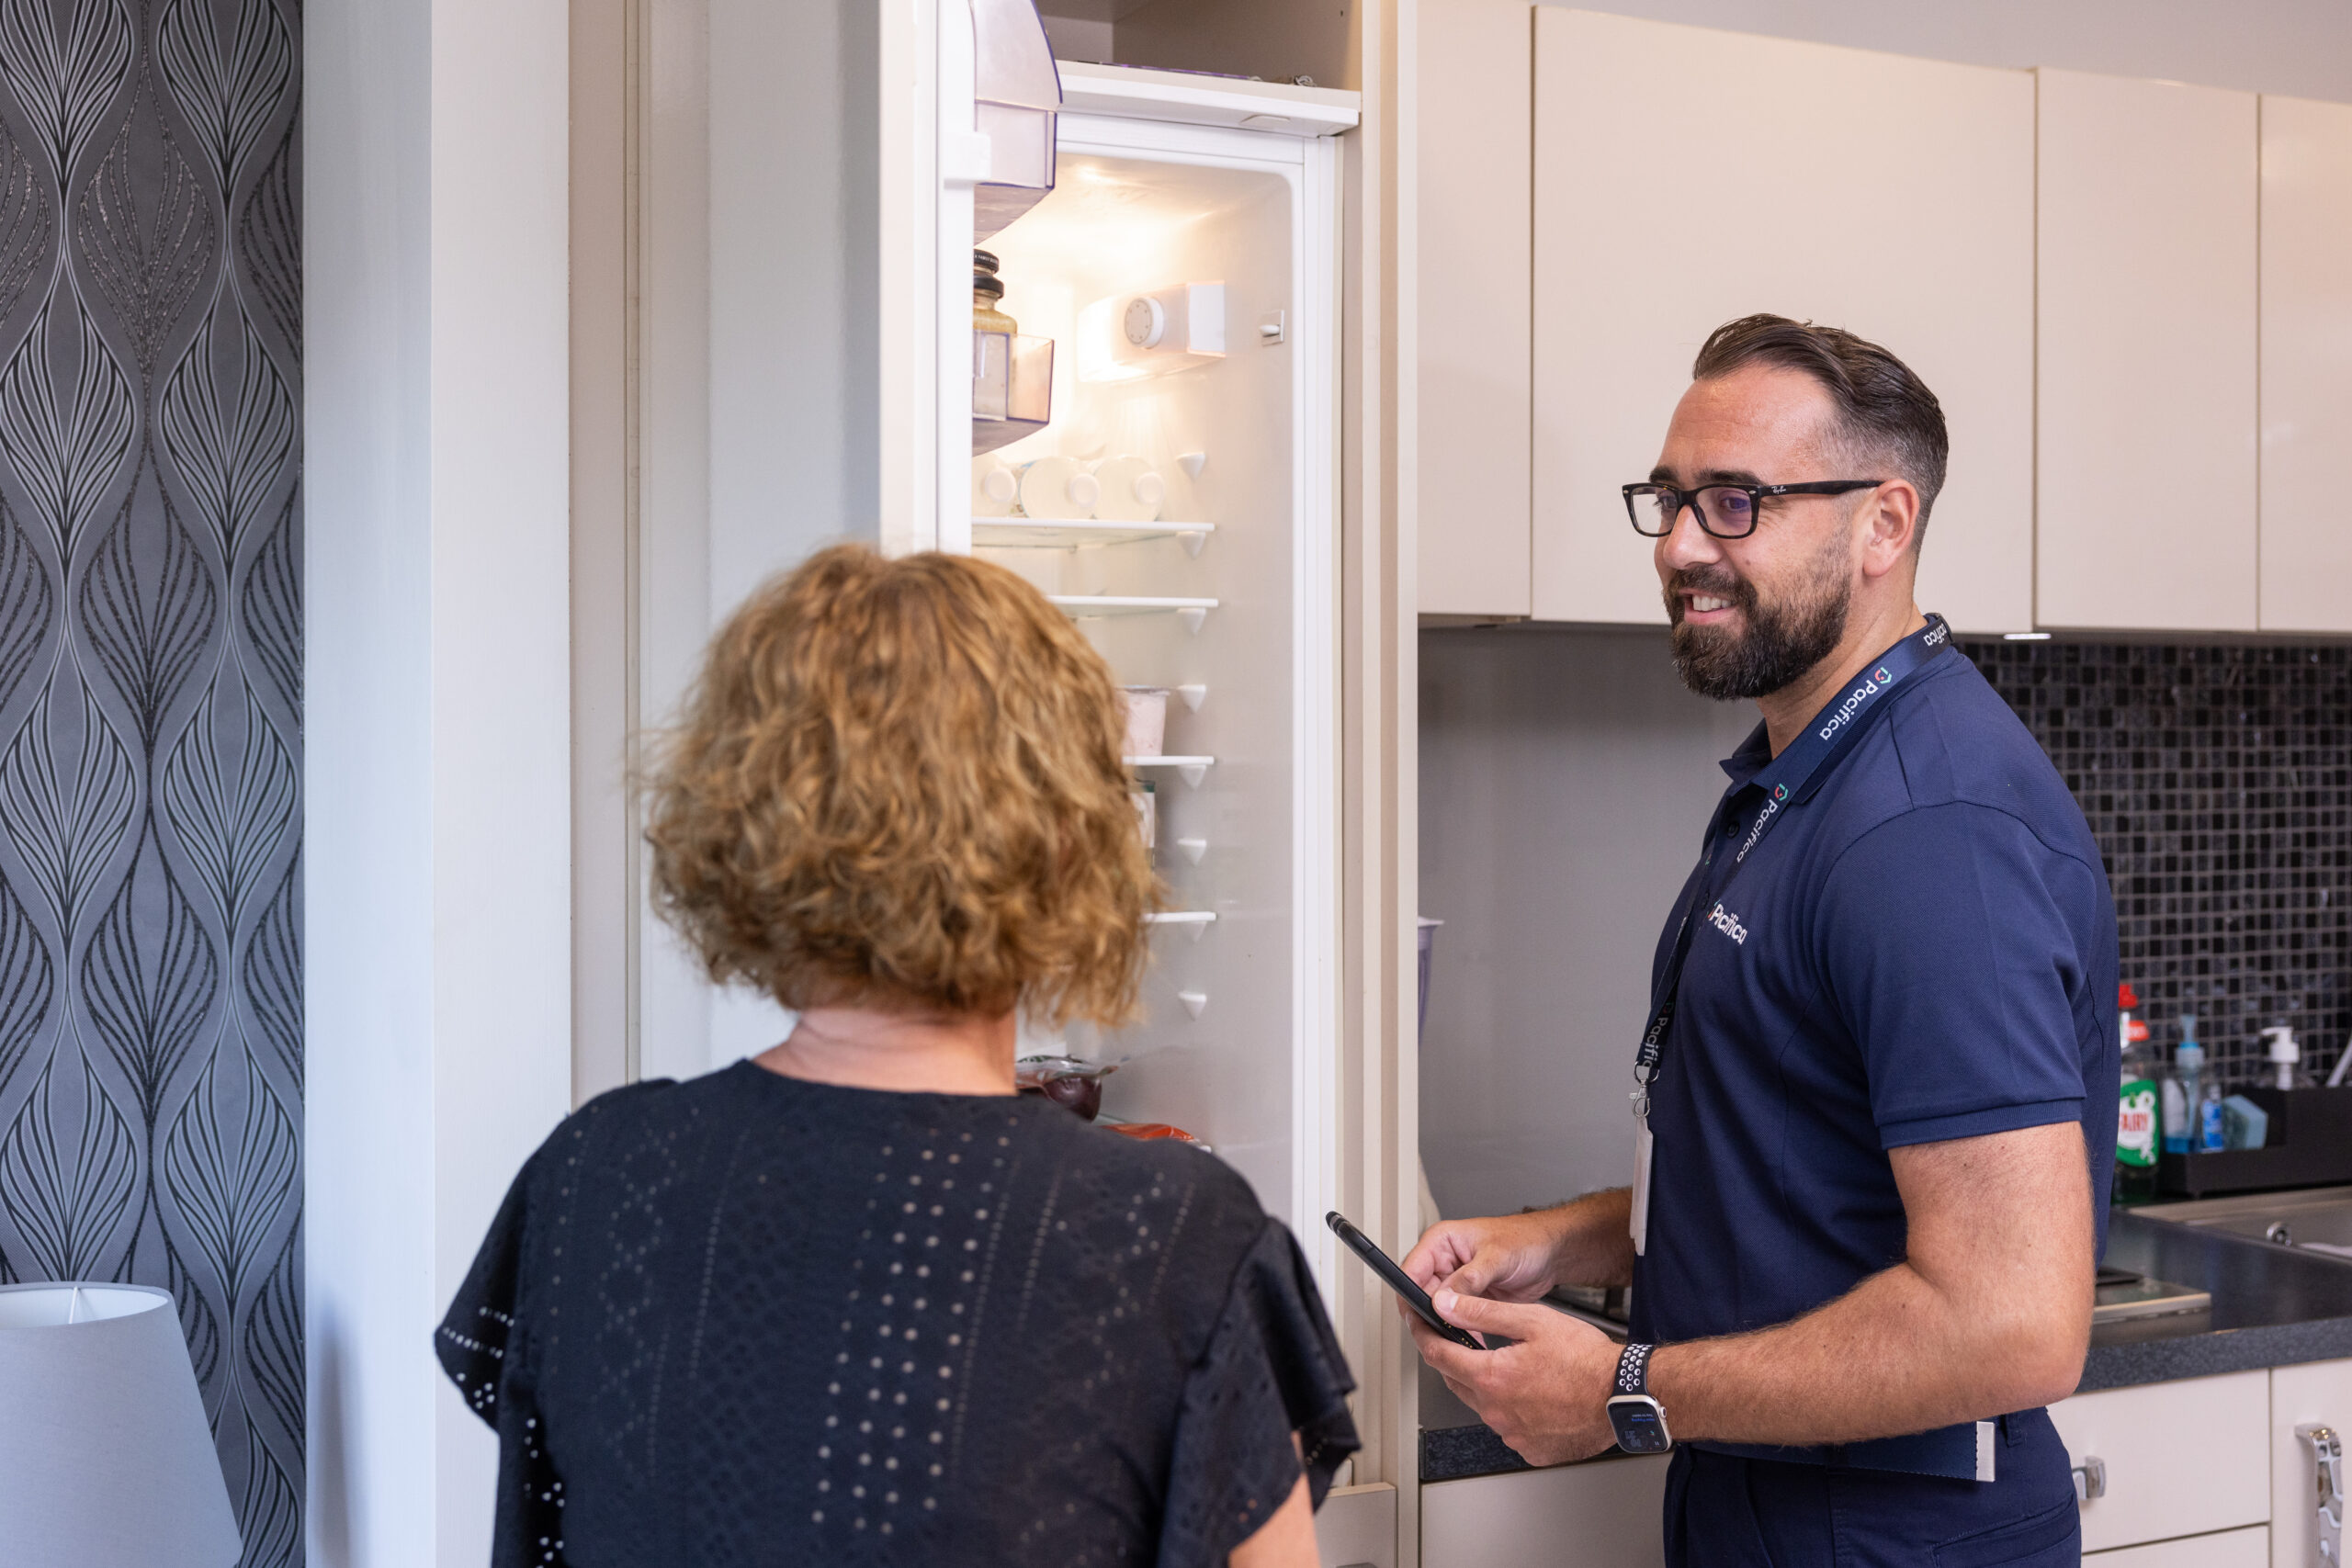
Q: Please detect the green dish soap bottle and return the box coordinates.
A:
[2115,982,2159,1204]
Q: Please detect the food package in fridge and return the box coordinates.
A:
[1091,455,1167,522]
[1121,686,1170,757]
[1015,455,1098,519]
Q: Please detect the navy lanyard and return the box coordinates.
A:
[1631,615,1952,1113]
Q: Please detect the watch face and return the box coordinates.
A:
[1608,1396,1673,1455]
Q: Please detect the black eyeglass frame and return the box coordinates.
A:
[1622,479,1884,539]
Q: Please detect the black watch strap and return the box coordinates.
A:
[1614,1341,1656,1399]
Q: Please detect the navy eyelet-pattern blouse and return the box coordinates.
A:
[437,1062,1360,1566]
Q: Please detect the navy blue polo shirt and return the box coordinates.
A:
[1628,649,2119,1354]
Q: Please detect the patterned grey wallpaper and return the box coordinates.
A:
[0,1,300,1564]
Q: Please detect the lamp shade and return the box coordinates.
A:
[0,1282,241,1566]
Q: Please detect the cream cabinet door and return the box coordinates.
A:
[2037,68,2258,632]
[1420,1457,1668,1568]
[1530,10,2034,631]
[1412,0,1532,619]
[2258,95,2352,634]
[2050,1371,2271,1553]
[2089,1526,2271,1568]
[2270,1358,2352,1568]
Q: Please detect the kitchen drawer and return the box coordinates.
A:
[2088,1526,2270,1568]
[2269,1358,2352,1568]
[2052,1371,2270,1552]
[1420,1456,1668,1568]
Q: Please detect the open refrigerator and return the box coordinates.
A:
[908,24,1359,1290]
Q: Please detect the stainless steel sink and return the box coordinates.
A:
[2138,1186,2352,1258]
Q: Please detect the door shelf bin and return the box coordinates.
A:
[974,331,1054,454]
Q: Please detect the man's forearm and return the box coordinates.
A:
[1648,1258,2086,1447]
[1544,1189,1636,1291]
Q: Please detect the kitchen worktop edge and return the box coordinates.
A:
[1424,1211,2352,1483]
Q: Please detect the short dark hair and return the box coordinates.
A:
[1691,314,1949,536]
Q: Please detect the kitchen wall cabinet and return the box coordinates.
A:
[2051,1370,2271,1552]
[2258,94,2352,635]
[2088,1527,2271,1568]
[1419,1457,1668,1568]
[1411,0,1532,620]
[2036,68,2259,633]
[1528,10,2035,632]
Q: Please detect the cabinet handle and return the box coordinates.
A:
[2296,1424,2344,1568]
[2071,1454,2106,1503]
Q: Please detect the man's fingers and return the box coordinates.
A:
[1439,1252,1498,1299]
[1399,1226,1469,1290]
[1433,1288,1556,1342]
[1408,1313,1488,1386]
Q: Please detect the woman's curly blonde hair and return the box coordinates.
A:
[642,543,1159,1027]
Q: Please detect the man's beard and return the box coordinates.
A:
[1665,538,1852,702]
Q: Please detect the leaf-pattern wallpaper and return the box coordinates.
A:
[0,0,300,1563]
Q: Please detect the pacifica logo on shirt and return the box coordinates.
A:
[1706,901,1749,945]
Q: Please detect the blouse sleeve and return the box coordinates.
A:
[1156,1219,1363,1568]
[435,1155,571,1568]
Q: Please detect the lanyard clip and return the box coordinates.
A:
[1630,1087,1650,1121]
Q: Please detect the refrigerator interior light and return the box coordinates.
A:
[1076,282,1227,383]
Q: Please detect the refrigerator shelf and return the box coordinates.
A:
[1125,754,1214,787]
[1143,910,1217,941]
[1049,594,1217,631]
[973,519,1215,553]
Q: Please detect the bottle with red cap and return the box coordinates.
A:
[2115,982,2159,1203]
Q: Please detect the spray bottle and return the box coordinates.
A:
[2115,983,2159,1202]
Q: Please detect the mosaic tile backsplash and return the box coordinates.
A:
[1962,640,2352,1088]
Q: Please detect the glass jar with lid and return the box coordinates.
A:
[973,249,1019,336]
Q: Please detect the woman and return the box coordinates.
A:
[437,544,1357,1566]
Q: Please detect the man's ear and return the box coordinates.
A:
[1859,479,1922,581]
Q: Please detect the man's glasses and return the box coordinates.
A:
[1623,479,1883,539]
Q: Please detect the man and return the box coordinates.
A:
[1404,315,2118,1564]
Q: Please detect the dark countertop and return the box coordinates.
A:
[1422,1210,2352,1483]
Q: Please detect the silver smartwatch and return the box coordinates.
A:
[1606,1341,1673,1454]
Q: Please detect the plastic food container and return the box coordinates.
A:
[1091,455,1167,522]
[1016,456,1098,519]
[1016,1055,1120,1122]
[1105,1122,1208,1149]
[1123,686,1170,757]
[1131,780,1157,850]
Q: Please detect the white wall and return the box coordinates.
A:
[1417,627,1754,1220]
[627,0,884,1080]
[307,0,575,1561]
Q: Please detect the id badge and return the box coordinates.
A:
[1630,1115,1653,1257]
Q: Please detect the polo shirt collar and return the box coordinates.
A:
[1719,720,1772,790]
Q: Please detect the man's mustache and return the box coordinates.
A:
[1664,568,1757,621]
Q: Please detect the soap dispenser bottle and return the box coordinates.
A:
[2262,1024,2308,1091]
[2163,1016,2199,1155]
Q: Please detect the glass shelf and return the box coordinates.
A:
[1143,910,1216,941]
[1125,754,1213,787]
[973,519,1215,553]
[1049,594,1217,626]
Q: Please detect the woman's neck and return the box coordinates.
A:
[753,1005,1019,1096]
